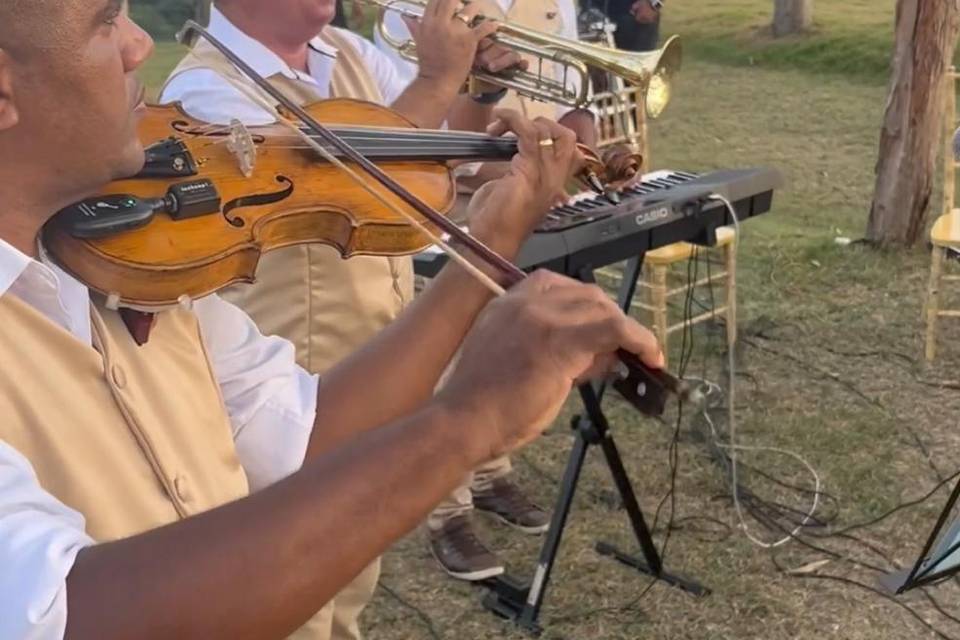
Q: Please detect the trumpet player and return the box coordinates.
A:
[160,0,527,638]
[375,0,601,584]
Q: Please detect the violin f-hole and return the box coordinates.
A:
[222,175,294,228]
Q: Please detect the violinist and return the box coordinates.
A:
[0,1,664,639]
[160,0,532,628]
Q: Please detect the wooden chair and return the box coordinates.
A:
[635,227,738,367]
[923,66,960,362]
[585,18,650,172]
[925,212,960,361]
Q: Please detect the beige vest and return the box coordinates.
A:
[165,28,414,375]
[479,0,566,122]
[0,295,249,542]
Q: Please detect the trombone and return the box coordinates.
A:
[364,0,682,118]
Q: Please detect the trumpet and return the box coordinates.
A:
[364,0,682,118]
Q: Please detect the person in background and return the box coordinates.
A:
[375,0,597,583]
[332,0,349,27]
[605,0,662,52]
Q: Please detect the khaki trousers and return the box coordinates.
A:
[427,455,514,530]
[292,559,380,640]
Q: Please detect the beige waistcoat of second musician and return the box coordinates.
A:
[164,27,414,375]
[164,26,411,640]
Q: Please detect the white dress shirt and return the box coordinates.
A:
[0,235,319,639]
[373,0,582,119]
[161,7,409,124]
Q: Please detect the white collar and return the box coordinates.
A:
[0,236,34,299]
[0,233,92,342]
[0,234,87,303]
[208,5,339,82]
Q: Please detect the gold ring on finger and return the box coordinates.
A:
[453,11,472,25]
[538,138,556,148]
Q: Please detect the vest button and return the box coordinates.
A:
[111,364,127,389]
[174,475,193,503]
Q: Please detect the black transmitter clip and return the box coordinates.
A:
[55,179,221,239]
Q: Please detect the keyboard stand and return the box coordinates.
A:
[479,260,710,636]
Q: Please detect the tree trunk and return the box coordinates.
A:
[772,0,813,37]
[866,0,960,246]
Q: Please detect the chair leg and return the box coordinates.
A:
[724,243,738,350]
[925,247,945,363]
[652,265,669,367]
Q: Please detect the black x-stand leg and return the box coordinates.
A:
[480,259,709,635]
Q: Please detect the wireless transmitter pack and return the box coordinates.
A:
[54,179,222,239]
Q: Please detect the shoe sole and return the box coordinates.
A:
[429,544,505,582]
[477,508,550,535]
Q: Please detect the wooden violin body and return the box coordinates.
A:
[44,99,467,308]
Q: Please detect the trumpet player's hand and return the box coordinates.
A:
[472,37,528,88]
[407,0,507,91]
[467,110,580,254]
[438,270,663,461]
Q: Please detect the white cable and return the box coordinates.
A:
[701,193,822,548]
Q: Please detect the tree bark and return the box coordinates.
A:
[867,0,960,246]
[772,0,813,37]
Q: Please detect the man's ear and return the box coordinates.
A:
[0,50,20,131]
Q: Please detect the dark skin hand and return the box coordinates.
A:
[65,113,663,639]
[305,110,592,458]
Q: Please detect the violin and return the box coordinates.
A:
[43,100,636,309]
[45,20,686,415]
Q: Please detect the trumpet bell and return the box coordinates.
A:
[644,36,682,118]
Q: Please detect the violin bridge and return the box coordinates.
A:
[226,119,257,178]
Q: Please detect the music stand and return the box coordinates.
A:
[882,475,960,593]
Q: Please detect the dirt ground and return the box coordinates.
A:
[361,59,960,639]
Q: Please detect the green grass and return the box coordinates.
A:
[360,58,960,639]
[142,41,187,100]
[664,0,958,83]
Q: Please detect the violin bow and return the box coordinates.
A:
[177,21,691,415]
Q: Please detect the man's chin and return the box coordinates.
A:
[114,145,147,181]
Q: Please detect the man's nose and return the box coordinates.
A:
[122,15,155,73]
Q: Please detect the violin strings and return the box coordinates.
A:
[188,47,507,296]
[277,115,506,296]
[260,144,512,157]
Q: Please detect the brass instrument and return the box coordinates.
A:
[366,0,682,118]
[579,9,648,159]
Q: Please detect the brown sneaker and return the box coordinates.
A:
[429,515,505,581]
[473,477,551,535]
